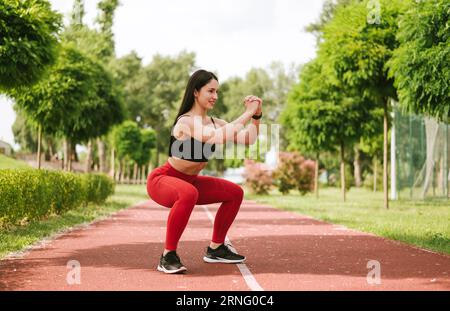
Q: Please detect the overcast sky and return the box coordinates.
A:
[1,0,325,148]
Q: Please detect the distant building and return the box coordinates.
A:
[0,140,12,156]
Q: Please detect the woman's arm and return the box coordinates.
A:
[174,99,260,145]
[212,98,262,145]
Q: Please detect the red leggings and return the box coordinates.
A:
[147,161,244,250]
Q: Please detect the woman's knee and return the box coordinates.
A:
[227,183,244,202]
[178,186,199,204]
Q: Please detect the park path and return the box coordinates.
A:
[1,198,449,291]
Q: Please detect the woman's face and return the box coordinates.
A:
[194,79,219,110]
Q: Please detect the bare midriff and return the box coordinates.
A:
[167,157,208,176]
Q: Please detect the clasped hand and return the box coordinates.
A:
[243,95,263,115]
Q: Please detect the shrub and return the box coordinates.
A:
[81,173,115,204]
[0,169,115,227]
[272,152,315,195]
[243,160,273,195]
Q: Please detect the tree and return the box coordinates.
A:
[12,108,59,159]
[138,51,196,167]
[281,59,371,200]
[305,0,355,45]
[0,0,61,90]
[319,0,410,208]
[10,44,123,170]
[388,0,450,121]
[96,0,120,59]
[63,0,121,173]
[136,128,156,183]
[109,51,144,123]
[113,121,142,183]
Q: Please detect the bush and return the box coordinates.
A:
[272,152,315,195]
[243,160,273,195]
[81,173,115,204]
[0,169,115,226]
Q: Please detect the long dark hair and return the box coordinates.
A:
[172,69,218,126]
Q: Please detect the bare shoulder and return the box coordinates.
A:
[173,115,194,138]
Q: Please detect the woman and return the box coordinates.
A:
[147,69,262,274]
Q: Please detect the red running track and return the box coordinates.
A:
[1,199,449,290]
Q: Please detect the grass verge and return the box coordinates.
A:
[244,187,450,255]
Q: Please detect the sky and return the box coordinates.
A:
[0,0,325,149]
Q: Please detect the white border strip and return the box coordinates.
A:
[202,206,264,291]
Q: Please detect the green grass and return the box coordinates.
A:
[0,154,31,169]
[0,184,148,259]
[244,187,450,255]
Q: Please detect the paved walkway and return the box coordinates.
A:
[1,199,449,290]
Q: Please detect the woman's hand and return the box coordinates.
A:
[244,95,262,115]
[244,95,260,115]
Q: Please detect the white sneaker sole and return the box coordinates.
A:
[203,256,246,264]
[157,264,187,274]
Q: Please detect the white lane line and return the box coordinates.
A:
[202,205,264,292]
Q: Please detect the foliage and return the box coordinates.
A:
[112,121,142,163]
[137,128,156,166]
[272,152,315,195]
[0,0,62,90]
[388,0,450,121]
[10,44,124,143]
[319,0,409,104]
[243,160,273,195]
[0,169,114,226]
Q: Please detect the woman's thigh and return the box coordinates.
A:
[148,175,196,208]
[193,176,243,205]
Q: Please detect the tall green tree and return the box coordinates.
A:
[136,128,156,182]
[113,121,142,183]
[319,0,410,208]
[0,0,61,90]
[109,51,144,124]
[138,51,196,167]
[388,0,450,121]
[10,44,123,170]
[282,59,371,200]
[96,0,120,59]
[305,0,355,45]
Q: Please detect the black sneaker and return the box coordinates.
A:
[203,244,246,264]
[157,251,187,274]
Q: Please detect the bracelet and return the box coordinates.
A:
[252,112,262,120]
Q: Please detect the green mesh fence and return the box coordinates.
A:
[393,107,449,200]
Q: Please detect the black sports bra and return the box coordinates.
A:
[168,115,216,162]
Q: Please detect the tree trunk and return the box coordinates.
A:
[97,138,106,173]
[314,152,320,199]
[126,162,131,184]
[47,138,54,159]
[141,165,146,185]
[118,160,123,184]
[68,142,73,172]
[340,142,346,202]
[37,124,42,169]
[354,145,362,187]
[72,141,78,163]
[383,100,389,209]
[136,165,141,185]
[63,139,69,171]
[109,148,115,179]
[133,163,138,184]
[373,156,378,192]
[85,140,92,173]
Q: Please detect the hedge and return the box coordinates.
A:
[0,169,115,226]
